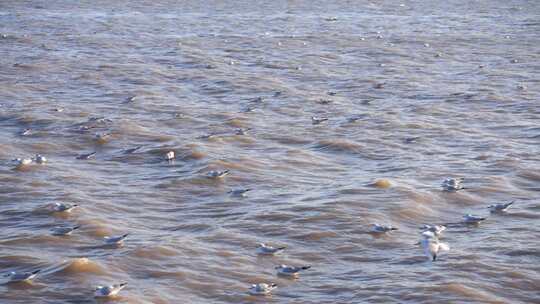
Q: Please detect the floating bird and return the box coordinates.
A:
[371,224,398,233]
[126,95,137,103]
[235,128,251,135]
[94,283,127,298]
[275,265,311,277]
[20,128,32,136]
[441,177,465,191]
[241,106,255,113]
[51,226,80,236]
[248,283,277,296]
[420,224,446,238]
[103,233,129,245]
[488,201,514,213]
[228,188,251,197]
[4,269,40,283]
[311,116,328,125]
[95,132,111,142]
[13,158,33,167]
[207,170,229,179]
[463,214,486,224]
[166,151,175,161]
[373,82,385,89]
[76,151,96,160]
[52,202,78,213]
[256,243,286,255]
[420,231,449,261]
[34,154,47,164]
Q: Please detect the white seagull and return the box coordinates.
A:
[248,283,277,296]
[103,233,129,245]
[275,264,311,277]
[52,202,78,213]
[94,283,127,298]
[371,224,398,233]
[311,116,328,125]
[34,154,47,164]
[463,214,486,224]
[165,151,175,160]
[206,170,230,179]
[4,269,41,283]
[256,243,286,255]
[420,231,450,261]
[13,158,33,167]
[442,177,465,191]
[488,201,514,213]
[51,226,80,236]
[420,224,447,238]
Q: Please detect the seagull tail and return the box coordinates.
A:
[277,246,286,251]
[72,226,81,230]
[301,266,311,270]
[32,269,41,275]
[121,233,129,239]
[119,282,128,287]
[390,227,398,231]
[270,283,277,288]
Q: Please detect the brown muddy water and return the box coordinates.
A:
[1,1,540,303]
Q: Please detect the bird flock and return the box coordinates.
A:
[5,152,517,300]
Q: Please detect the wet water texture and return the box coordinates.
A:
[1,1,540,303]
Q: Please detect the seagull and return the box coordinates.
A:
[488,201,514,213]
[52,202,78,213]
[228,188,251,197]
[13,158,33,167]
[463,214,486,224]
[311,116,328,125]
[95,132,111,142]
[248,283,277,296]
[166,151,175,160]
[420,231,449,261]
[51,226,80,236]
[94,283,127,298]
[4,269,41,283]
[206,170,229,179]
[442,178,465,191]
[420,224,446,238]
[256,243,286,255]
[371,224,398,233]
[275,265,311,277]
[235,128,251,135]
[20,128,32,136]
[76,151,96,160]
[103,233,129,245]
[34,154,47,164]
